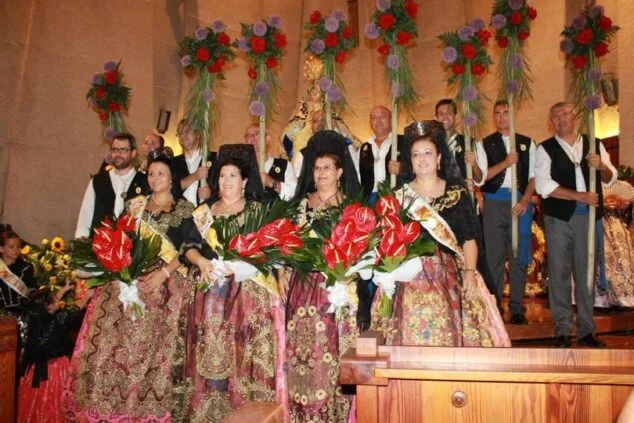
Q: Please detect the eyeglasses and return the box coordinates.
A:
[110,147,131,154]
[314,164,337,173]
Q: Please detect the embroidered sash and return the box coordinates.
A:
[0,258,30,298]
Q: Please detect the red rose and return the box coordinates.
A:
[527,6,537,20]
[378,230,406,258]
[216,55,227,66]
[497,36,509,48]
[376,195,400,216]
[247,66,257,79]
[104,70,118,85]
[265,57,278,68]
[396,31,413,45]
[510,11,523,25]
[351,206,377,234]
[476,29,491,45]
[116,214,136,232]
[451,63,465,75]
[325,32,339,48]
[216,32,231,45]
[405,1,419,19]
[323,242,347,270]
[571,55,587,69]
[461,43,477,60]
[95,86,106,100]
[278,234,303,256]
[274,32,287,48]
[92,227,132,272]
[207,62,222,73]
[309,10,322,24]
[331,218,357,247]
[471,63,486,76]
[381,213,403,233]
[575,28,593,45]
[335,50,347,64]
[98,110,107,121]
[518,30,530,41]
[378,13,396,31]
[251,36,266,53]
[594,42,609,57]
[108,102,120,112]
[598,16,612,31]
[342,26,353,40]
[400,221,421,244]
[195,47,210,62]
[377,43,391,55]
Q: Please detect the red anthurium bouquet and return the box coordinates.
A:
[86,60,131,142]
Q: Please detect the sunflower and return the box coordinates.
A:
[51,236,65,253]
[21,245,31,255]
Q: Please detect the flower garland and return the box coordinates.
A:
[560,4,619,117]
[439,20,493,134]
[365,0,419,108]
[304,9,356,127]
[86,61,130,141]
[234,16,287,120]
[179,21,236,152]
[491,0,537,105]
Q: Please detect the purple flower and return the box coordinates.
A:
[572,15,587,31]
[202,88,215,103]
[508,0,524,11]
[103,61,117,72]
[249,100,265,116]
[211,20,225,33]
[325,17,339,33]
[391,82,402,98]
[589,5,604,19]
[587,67,603,82]
[103,150,113,164]
[365,23,380,39]
[376,0,391,12]
[253,21,268,37]
[583,94,602,110]
[195,27,209,41]
[507,80,519,95]
[319,78,333,92]
[104,127,117,141]
[458,25,475,41]
[387,54,401,70]
[267,15,282,29]
[255,82,270,96]
[326,86,342,103]
[510,54,523,68]
[491,14,507,29]
[469,18,486,32]
[180,54,192,67]
[463,112,478,128]
[91,73,103,84]
[442,46,458,63]
[310,39,325,54]
[462,86,478,101]
[559,38,574,54]
[237,37,250,52]
[332,9,347,22]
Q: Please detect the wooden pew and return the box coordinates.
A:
[340,332,634,422]
[0,316,17,423]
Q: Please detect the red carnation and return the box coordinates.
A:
[195,47,210,62]
[594,42,609,57]
[510,11,523,25]
[396,31,413,45]
[571,55,587,69]
[310,10,322,24]
[251,36,266,53]
[527,6,537,20]
[325,33,339,48]
[376,195,400,216]
[95,86,106,100]
[477,29,491,45]
[497,36,509,48]
[274,32,287,48]
[377,43,391,55]
[98,110,107,121]
[335,50,347,64]
[471,63,485,76]
[216,55,226,67]
[518,30,530,41]
[378,13,396,31]
[452,63,465,76]
[108,102,120,112]
[104,70,118,85]
[216,32,231,45]
[207,62,222,73]
[265,57,278,68]
[247,66,257,79]
[342,26,353,40]
[575,28,593,45]
[405,0,419,19]
[461,43,477,60]
[598,16,612,31]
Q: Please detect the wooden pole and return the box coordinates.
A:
[258,113,266,172]
[462,102,474,200]
[586,110,596,295]
[508,95,518,259]
[390,98,398,187]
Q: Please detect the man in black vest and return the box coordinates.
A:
[172,119,217,206]
[535,102,616,347]
[477,100,535,324]
[244,123,297,201]
[75,133,149,237]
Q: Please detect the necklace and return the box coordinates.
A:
[412,178,443,200]
[316,191,338,209]
[218,197,244,215]
[151,195,173,207]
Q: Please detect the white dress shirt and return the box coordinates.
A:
[535,134,616,198]
[264,156,297,200]
[475,134,535,189]
[350,133,393,193]
[75,168,137,238]
[183,151,202,205]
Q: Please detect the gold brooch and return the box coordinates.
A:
[135,187,141,194]
[520,144,527,152]
[274,166,281,173]
[206,161,213,167]
[455,145,463,153]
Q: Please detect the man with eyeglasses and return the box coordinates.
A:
[75,132,149,238]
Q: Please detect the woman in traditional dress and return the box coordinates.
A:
[63,147,212,422]
[372,120,509,347]
[184,145,288,422]
[285,130,361,422]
